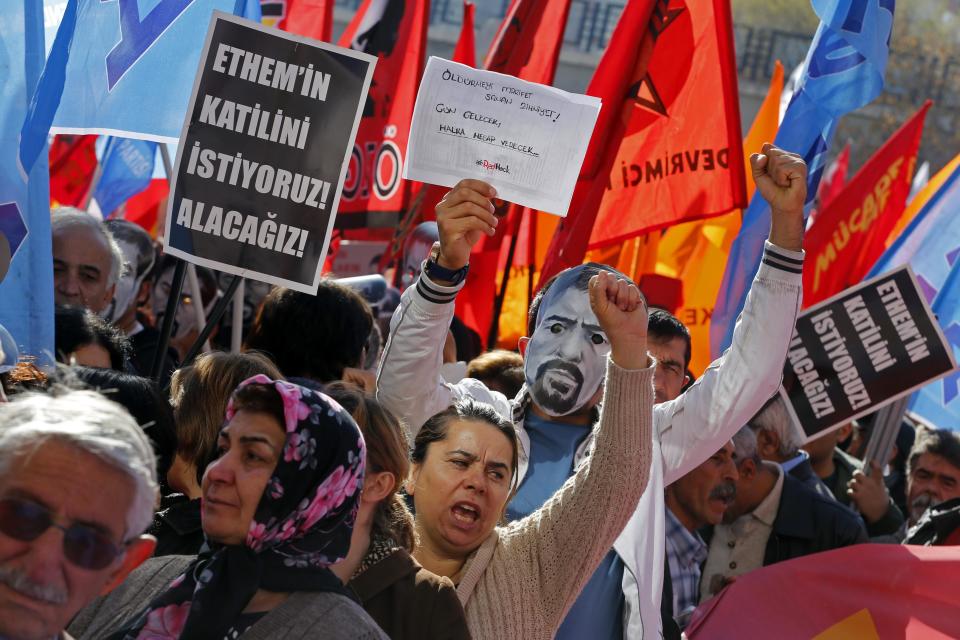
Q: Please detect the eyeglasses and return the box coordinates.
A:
[0,497,125,570]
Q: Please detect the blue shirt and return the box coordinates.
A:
[506,412,625,639]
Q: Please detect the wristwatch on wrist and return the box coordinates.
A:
[423,242,469,285]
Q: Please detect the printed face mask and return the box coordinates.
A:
[104,239,150,324]
[524,266,613,417]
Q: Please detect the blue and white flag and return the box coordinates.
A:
[20,0,261,174]
[710,0,895,357]
[94,137,158,216]
[911,260,960,429]
[867,163,960,302]
[1,0,55,366]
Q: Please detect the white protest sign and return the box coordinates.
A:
[404,57,601,217]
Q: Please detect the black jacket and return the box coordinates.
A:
[703,472,867,568]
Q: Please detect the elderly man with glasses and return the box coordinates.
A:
[0,388,158,640]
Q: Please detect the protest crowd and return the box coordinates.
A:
[1,0,959,639]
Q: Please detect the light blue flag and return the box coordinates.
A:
[710,0,895,358]
[866,163,960,302]
[0,0,54,366]
[94,137,158,216]
[19,0,261,174]
[910,260,960,429]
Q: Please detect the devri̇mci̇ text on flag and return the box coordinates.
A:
[711,0,895,358]
[1,0,53,365]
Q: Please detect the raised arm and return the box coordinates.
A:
[376,180,510,442]
[658,144,807,484]
[494,272,655,629]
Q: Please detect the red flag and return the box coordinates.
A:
[686,545,960,639]
[277,0,334,41]
[587,0,745,248]
[49,135,97,208]
[336,0,429,233]
[416,1,477,225]
[818,142,851,209]
[803,101,930,307]
[452,2,476,68]
[537,0,663,283]
[453,0,575,342]
[124,179,169,238]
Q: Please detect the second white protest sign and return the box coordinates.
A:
[404,57,601,217]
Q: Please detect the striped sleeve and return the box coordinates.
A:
[760,240,805,275]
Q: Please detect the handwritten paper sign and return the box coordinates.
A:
[780,266,956,441]
[164,12,374,294]
[404,57,601,217]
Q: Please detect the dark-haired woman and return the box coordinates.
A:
[70,376,387,640]
[324,382,470,640]
[404,272,655,640]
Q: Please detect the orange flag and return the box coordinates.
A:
[653,61,784,376]
[884,151,960,250]
[804,101,930,307]
[586,0,746,249]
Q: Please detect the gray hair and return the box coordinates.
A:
[0,389,158,537]
[733,425,761,464]
[51,207,126,287]
[749,394,805,459]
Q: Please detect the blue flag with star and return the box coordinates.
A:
[0,0,54,365]
[19,0,261,176]
[711,0,895,358]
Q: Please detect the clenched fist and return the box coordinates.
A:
[752,143,806,252]
[589,271,649,370]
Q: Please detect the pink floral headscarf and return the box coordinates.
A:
[110,375,366,640]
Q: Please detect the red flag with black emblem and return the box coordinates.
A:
[275,0,334,42]
[335,0,429,235]
[540,0,745,281]
[49,135,97,208]
[803,101,930,307]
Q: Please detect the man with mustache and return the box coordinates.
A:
[663,441,738,629]
[700,425,866,603]
[378,144,807,639]
[0,389,158,640]
[903,428,960,530]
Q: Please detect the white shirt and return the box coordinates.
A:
[700,465,784,601]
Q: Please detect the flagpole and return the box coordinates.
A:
[159,143,210,349]
[180,274,243,369]
[152,259,187,381]
[231,278,245,353]
[487,209,523,349]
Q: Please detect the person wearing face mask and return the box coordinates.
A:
[151,256,221,362]
[377,143,808,639]
[102,221,178,382]
[70,376,386,640]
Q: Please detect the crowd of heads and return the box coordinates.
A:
[1,204,959,640]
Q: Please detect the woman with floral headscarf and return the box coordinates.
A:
[69,375,388,640]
